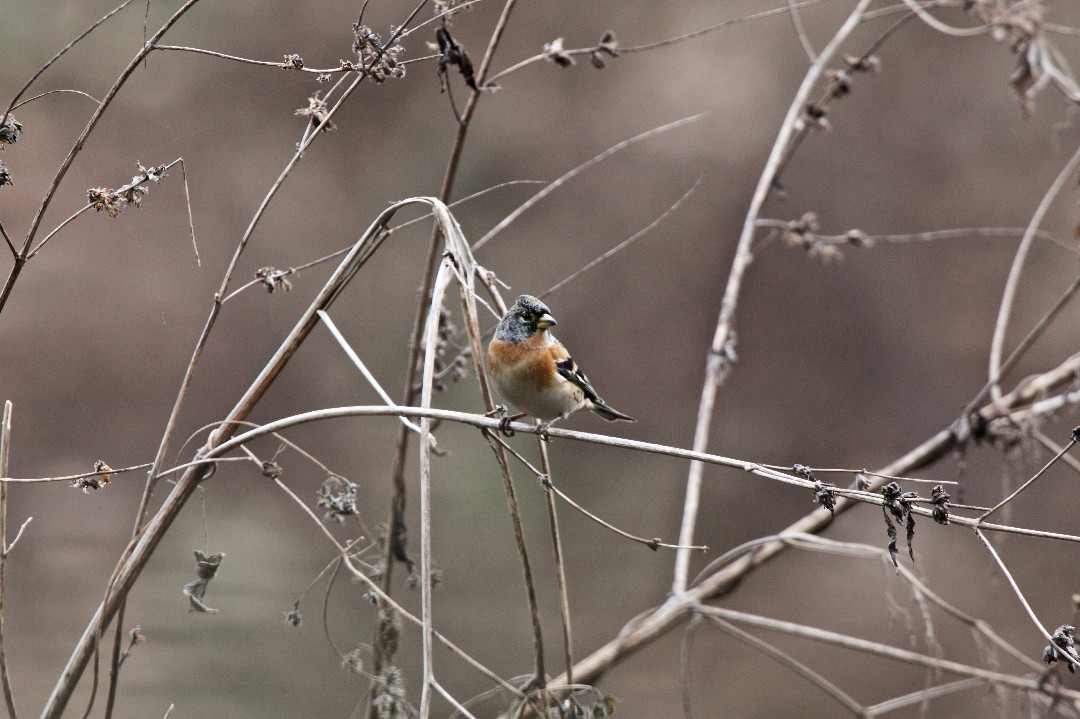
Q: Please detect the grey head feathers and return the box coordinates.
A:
[493,295,555,343]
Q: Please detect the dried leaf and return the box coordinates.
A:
[930,485,950,524]
[182,550,224,613]
[436,26,479,90]
[881,482,917,566]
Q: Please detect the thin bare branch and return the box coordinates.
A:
[150,45,363,73]
[541,176,701,299]
[1,463,136,484]
[977,433,1077,522]
[473,115,705,251]
[673,0,877,596]
[538,435,574,684]
[705,614,866,717]
[865,679,988,717]
[178,159,199,266]
[3,518,31,558]
[779,466,959,485]
[754,222,1077,254]
[488,0,842,84]
[317,311,423,436]
[0,401,18,719]
[10,89,101,111]
[697,606,1080,701]
[543,477,707,552]
[975,529,1080,666]
[1,0,137,122]
[786,0,818,62]
[988,140,1080,402]
[432,679,479,719]
[0,223,13,259]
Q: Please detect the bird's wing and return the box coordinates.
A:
[552,352,603,404]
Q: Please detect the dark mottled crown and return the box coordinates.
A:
[494,295,554,343]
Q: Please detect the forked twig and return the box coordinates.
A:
[1,0,138,124]
[480,428,706,551]
[704,614,866,717]
[977,430,1077,523]
[696,606,1080,702]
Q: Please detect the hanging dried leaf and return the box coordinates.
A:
[182,550,224,613]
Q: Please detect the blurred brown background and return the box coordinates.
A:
[3,1,1080,717]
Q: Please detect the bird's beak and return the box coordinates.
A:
[536,313,557,330]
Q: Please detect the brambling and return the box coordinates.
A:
[487,295,635,438]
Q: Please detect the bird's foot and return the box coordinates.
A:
[487,406,524,437]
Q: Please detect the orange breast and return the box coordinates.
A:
[488,336,558,391]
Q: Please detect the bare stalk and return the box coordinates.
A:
[537,436,574,686]
[705,615,866,717]
[975,529,1080,666]
[987,140,1080,402]
[0,402,17,719]
[672,0,877,595]
[977,433,1077,522]
[417,262,453,718]
[697,606,1080,700]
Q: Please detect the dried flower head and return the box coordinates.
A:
[254,266,294,293]
[284,604,303,627]
[0,116,22,147]
[294,92,336,132]
[73,460,113,492]
[341,645,365,674]
[317,474,358,522]
[544,37,575,67]
[1043,625,1078,673]
[354,24,405,82]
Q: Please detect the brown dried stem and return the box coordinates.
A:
[0,402,17,719]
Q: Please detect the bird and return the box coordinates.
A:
[486,295,634,438]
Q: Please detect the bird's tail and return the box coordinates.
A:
[590,401,635,422]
